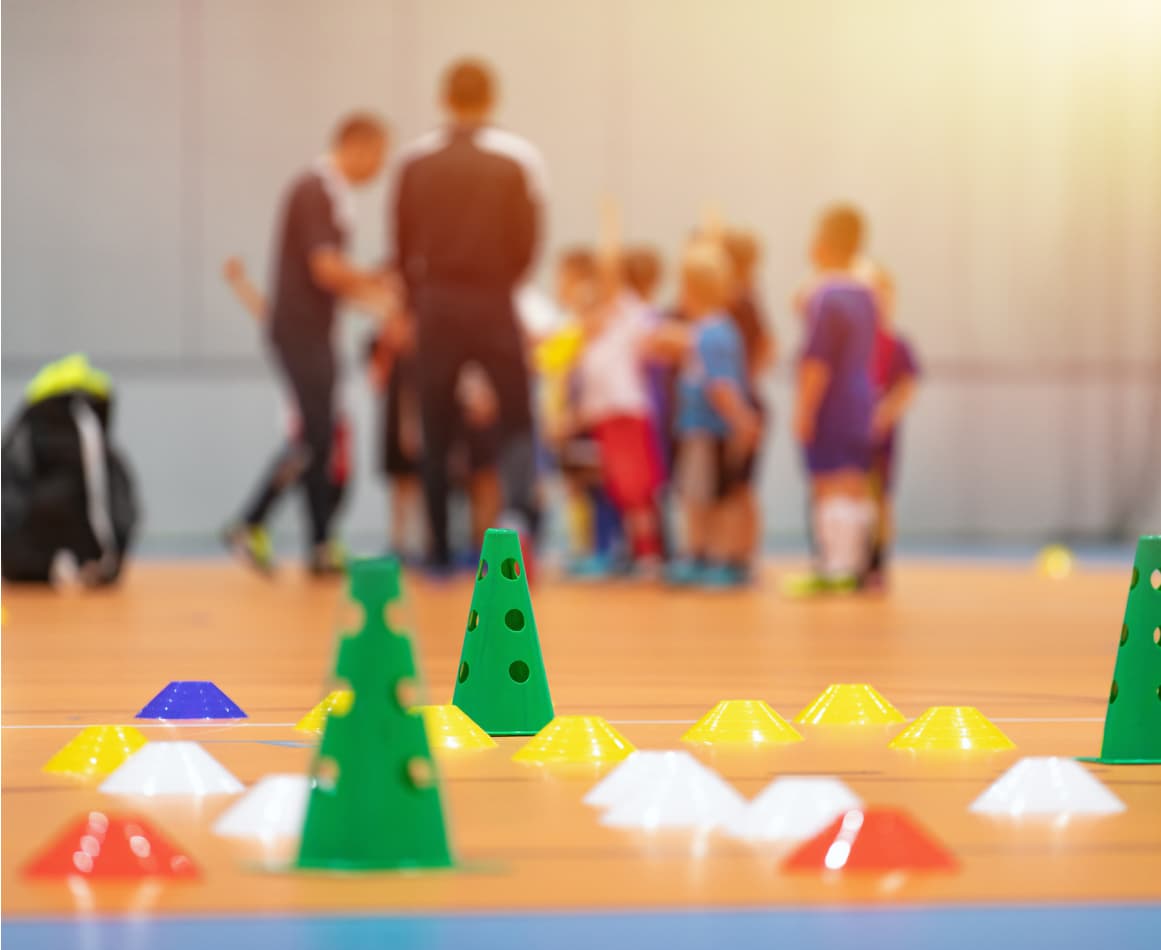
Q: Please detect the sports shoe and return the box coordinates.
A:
[665,558,703,587]
[567,553,614,580]
[308,540,346,577]
[698,562,750,590]
[780,571,858,599]
[224,524,275,575]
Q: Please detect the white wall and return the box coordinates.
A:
[3,0,1160,548]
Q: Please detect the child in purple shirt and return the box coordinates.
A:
[791,205,877,591]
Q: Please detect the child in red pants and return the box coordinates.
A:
[573,288,666,569]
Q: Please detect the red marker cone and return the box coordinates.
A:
[782,807,957,873]
[24,812,199,879]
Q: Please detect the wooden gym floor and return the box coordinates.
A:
[1,558,1159,948]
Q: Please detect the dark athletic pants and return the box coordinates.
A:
[243,338,336,548]
[414,284,536,567]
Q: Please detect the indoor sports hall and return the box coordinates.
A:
[2,2,1159,948]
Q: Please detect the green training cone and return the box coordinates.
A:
[452,529,554,737]
[296,558,454,871]
[1080,536,1161,765]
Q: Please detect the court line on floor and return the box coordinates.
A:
[0,722,300,729]
[608,717,1104,724]
[0,716,1105,730]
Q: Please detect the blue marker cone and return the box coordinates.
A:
[135,681,247,720]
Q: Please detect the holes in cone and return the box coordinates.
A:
[478,560,489,580]
[467,610,479,632]
[509,660,530,683]
[1121,624,1130,646]
[338,598,365,636]
[1130,567,1139,589]
[407,756,434,789]
[505,608,525,631]
[316,757,340,792]
[501,558,521,580]
[395,678,419,712]
[1109,680,1119,704]
[1152,569,1161,590]
[383,602,407,635]
[458,661,470,684]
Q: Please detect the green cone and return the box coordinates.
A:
[1081,535,1161,765]
[452,529,554,736]
[297,558,453,871]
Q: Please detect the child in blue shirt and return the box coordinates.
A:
[668,241,761,587]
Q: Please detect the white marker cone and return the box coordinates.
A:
[214,775,311,840]
[600,755,745,832]
[969,757,1125,817]
[583,751,698,809]
[99,741,244,797]
[725,776,862,843]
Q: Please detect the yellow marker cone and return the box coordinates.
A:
[1037,544,1074,580]
[413,704,497,752]
[295,689,354,734]
[42,725,148,780]
[795,684,905,726]
[889,706,1015,752]
[682,700,804,747]
[512,716,635,766]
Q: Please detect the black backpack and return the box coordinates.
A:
[2,357,139,585]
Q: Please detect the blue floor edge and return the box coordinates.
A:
[4,901,1160,950]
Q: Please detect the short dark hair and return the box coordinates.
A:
[559,246,597,279]
[443,58,496,112]
[332,112,386,147]
[621,246,664,299]
[817,204,865,263]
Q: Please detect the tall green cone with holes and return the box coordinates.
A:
[1080,535,1161,765]
[452,529,554,736]
[296,558,453,871]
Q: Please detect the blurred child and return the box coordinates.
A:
[221,257,356,573]
[371,315,501,565]
[570,253,665,571]
[622,246,672,457]
[538,249,597,450]
[790,205,877,592]
[667,240,761,587]
[367,315,425,561]
[861,263,920,588]
[721,229,775,571]
[722,230,776,377]
[535,248,615,566]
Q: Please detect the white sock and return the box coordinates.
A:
[815,499,847,578]
[824,498,872,580]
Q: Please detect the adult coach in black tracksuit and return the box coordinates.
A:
[393,60,544,569]
[229,115,388,575]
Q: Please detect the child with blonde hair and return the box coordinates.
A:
[667,240,761,587]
